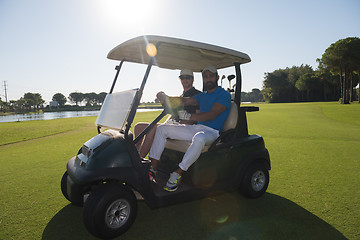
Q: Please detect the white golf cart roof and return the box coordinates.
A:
[107,35,251,72]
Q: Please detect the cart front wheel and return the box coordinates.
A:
[60,171,70,201]
[60,171,82,206]
[83,183,137,239]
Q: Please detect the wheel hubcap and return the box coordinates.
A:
[251,170,266,191]
[105,199,130,228]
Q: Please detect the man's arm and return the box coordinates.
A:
[156,92,198,106]
[188,102,226,122]
[181,96,198,106]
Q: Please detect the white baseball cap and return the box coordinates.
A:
[179,69,194,77]
[202,65,218,74]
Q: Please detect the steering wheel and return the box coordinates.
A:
[160,96,183,118]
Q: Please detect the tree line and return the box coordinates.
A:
[0,92,108,113]
[54,92,107,107]
[241,89,264,102]
[0,93,45,113]
[262,37,360,103]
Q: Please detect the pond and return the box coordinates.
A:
[0,109,161,123]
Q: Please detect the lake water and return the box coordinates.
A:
[0,109,161,123]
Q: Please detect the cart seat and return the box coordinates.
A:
[165,102,238,153]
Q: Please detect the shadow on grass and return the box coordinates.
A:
[42,192,347,240]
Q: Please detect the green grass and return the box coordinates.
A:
[0,103,359,239]
[0,118,92,145]
[247,102,360,239]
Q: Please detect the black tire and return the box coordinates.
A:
[240,162,269,198]
[61,171,70,201]
[83,183,137,239]
[60,171,82,206]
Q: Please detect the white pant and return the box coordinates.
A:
[149,124,219,171]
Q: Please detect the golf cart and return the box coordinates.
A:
[61,35,271,239]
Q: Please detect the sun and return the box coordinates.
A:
[96,0,157,30]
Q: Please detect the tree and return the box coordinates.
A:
[23,93,34,110]
[33,93,45,110]
[97,92,107,105]
[83,92,98,106]
[23,92,45,110]
[319,37,360,104]
[351,74,360,102]
[250,88,264,102]
[13,98,25,112]
[315,68,339,101]
[288,65,314,101]
[347,39,360,102]
[241,89,264,102]
[262,64,341,103]
[52,93,67,106]
[262,68,294,102]
[68,92,84,106]
[9,100,18,112]
[0,97,5,112]
[296,73,321,101]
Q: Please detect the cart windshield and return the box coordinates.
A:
[95,89,138,130]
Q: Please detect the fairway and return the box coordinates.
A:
[0,102,359,240]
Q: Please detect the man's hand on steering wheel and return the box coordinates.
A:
[156,91,167,105]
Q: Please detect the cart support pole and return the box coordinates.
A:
[133,110,167,145]
[109,60,124,94]
[234,62,242,106]
[124,57,155,139]
[234,62,249,137]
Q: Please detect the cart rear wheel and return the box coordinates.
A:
[240,162,269,198]
[83,183,137,239]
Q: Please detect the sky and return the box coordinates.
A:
[0,0,359,104]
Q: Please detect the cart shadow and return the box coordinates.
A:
[42,192,347,240]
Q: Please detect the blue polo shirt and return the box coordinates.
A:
[193,87,231,132]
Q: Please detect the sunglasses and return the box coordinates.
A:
[179,75,193,80]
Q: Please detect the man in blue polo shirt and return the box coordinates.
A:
[149,65,231,192]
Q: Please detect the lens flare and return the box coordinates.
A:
[216,215,229,224]
[146,43,157,57]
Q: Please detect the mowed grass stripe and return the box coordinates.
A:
[0,117,97,146]
[247,102,359,141]
[0,111,165,146]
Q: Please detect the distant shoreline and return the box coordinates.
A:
[0,105,164,116]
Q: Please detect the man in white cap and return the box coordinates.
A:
[149,65,231,192]
[134,69,200,158]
